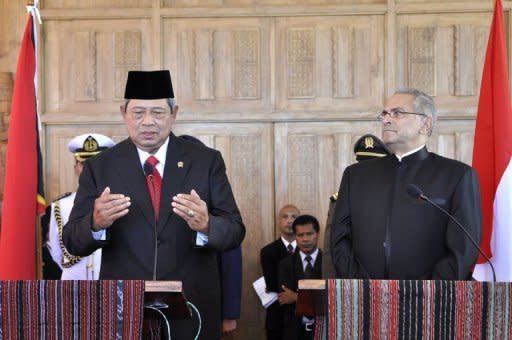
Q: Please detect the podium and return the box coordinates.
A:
[0,280,190,339]
[143,281,191,339]
[144,280,191,319]
[297,279,512,340]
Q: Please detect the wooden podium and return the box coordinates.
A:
[297,279,512,339]
[296,279,326,316]
[144,280,191,319]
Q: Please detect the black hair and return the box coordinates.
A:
[292,214,320,233]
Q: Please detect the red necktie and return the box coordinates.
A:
[145,156,162,219]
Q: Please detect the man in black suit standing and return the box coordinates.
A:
[63,70,245,339]
[331,88,482,280]
[260,204,300,340]
[278,215,322,340]
[322,134,391,278]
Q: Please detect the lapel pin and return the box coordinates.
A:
[177,161,184,168]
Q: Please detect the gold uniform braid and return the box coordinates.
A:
[54,201,82,268]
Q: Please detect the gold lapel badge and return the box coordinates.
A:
[177,161,184,168]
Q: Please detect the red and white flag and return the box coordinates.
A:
[0,9,45,279]
[472,0,512,281]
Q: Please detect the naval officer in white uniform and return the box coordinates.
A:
[47,133,115,279]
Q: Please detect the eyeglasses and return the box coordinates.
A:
[377,108,427,121]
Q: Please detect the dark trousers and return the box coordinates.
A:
[298,323,314,340]
[266,328,283,340]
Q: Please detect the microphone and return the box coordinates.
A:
[406,184,496,282]
[406,184,424,200]
[143,159,158,281]
[143,161,154,177]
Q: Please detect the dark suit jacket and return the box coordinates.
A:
[278,250,322,340]
[322,198,337,278]
[63,133,245,339]
[260,239,290,332]
[220,246,242,320]
[331,147,482,280]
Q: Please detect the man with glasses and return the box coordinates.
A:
[331,88,482,280]
[63,70,245,339]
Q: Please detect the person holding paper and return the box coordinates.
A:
[260,204,300,340]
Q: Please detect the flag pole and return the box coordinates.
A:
[28,0,44,280]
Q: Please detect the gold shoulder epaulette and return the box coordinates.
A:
[330,192,338,202]
[52,192,72,202]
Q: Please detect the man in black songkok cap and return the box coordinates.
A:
[63,70,246,339]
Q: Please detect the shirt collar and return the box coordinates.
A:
[137,137,169,176]
[299,248,319,264]
[395,144,425,162]
[281,237,296,250]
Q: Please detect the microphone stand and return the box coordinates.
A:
[419,193,497,282]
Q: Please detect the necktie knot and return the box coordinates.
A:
[305,255,312,264]
[146,155,159,168]
[287,244,294,254]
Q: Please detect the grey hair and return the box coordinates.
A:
[395,88,437,129]
[123,98,177,111]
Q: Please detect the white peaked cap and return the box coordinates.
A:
[67,133,115,161]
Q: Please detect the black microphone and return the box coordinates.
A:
[406,184,496,282]
[143,161,154,177]
[143,159,158,281]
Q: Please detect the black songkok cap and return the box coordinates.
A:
[124,70,174,99]
[354,134,391,162]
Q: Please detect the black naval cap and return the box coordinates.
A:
[124,70,174,99]
[354,134,391,161]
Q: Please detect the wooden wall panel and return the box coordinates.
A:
[0,1,28,74]
[44,19,151,114]
[0,1,503,338]
[276,15,385,114]
[165,0,386,6]
[396,13,491,116]
[399,0,482,2]
[163,17,270,115]
[44,0,151,9]
[427,120,477,165]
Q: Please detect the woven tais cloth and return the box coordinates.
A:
[315,279,512,340]
[0,280,145,339]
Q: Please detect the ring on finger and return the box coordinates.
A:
[187,210,195,217]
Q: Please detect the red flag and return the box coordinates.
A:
[472,0,512,281]
[0,15,45,279]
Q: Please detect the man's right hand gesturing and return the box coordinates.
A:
[92,186,131,231]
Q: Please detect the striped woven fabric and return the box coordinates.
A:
[0,280,144,340]
[315,279,512,340]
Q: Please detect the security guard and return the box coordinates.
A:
[322,134,391,278]
[46,133,115,279]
